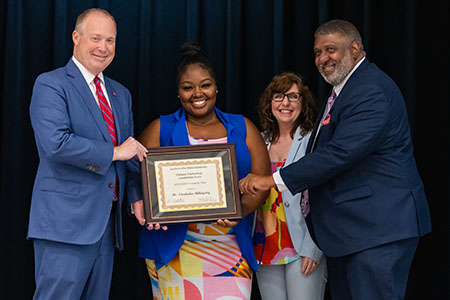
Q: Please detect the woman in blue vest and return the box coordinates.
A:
[134,41,270,300]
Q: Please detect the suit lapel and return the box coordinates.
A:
[66,60,112,143]
[285,127,304,165]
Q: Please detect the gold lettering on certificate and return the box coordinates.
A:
[154,157,226,212]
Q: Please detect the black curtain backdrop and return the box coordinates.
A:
[1,0,448,299]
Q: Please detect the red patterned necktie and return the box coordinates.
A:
[94,76,118,200]
[94,76,117,146]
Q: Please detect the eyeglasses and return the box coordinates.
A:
[272,92,302,102]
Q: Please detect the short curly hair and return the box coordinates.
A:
[258,72,317,143]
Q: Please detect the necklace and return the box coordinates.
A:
[188,116,215,127]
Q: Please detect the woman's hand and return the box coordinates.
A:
[301,256,319,276]
[212,219,239,228]
[146,223,168,231]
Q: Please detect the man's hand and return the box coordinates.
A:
[239,174,276,196]
[132,200,168,231]
[113,136,148,162]
[132,200,146,226]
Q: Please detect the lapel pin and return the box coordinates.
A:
[112,92,117,96]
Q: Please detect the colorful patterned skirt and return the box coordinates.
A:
[146,224,252,300]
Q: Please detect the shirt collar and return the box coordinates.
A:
[334,56,365,96]
[71,56,105,85]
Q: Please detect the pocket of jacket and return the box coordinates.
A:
[334,185,372,204]
[39,177,81,195]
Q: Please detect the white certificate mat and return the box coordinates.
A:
[155,157,227,212]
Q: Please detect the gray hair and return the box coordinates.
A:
[315,19,364,51]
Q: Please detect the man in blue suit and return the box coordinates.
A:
[240,19,431,299]
[28,8,148,300]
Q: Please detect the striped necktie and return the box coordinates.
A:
[94,76,118,200]
[94,76,117,146]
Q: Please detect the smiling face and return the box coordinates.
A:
[313,32,361,86]
[178,64,217,121]
[72,11,116,75]
[271,83,302,128]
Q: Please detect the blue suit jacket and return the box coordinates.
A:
[28,59,141,250]
[280,59,431,257]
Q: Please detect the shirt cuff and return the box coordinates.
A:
[273,171,288,192]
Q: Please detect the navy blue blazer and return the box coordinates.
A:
[280,59,431,257]
[28,59,141,250]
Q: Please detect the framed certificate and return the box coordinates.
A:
[140,143,242,224]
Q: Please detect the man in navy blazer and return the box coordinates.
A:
[240,19,431,299]
[28,8,147,300]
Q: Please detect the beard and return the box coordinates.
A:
[319,53,354,86]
